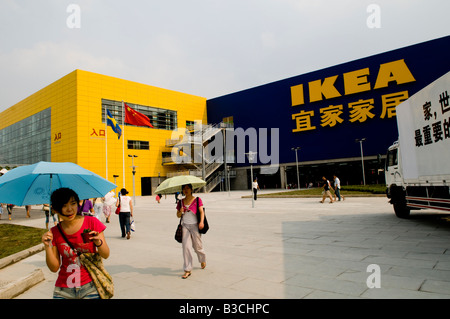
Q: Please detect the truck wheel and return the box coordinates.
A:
[393,201,410,218]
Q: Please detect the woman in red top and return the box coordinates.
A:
[41,188,110,299]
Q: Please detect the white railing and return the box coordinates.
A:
[162,121,235,192]
[205,171,222,193]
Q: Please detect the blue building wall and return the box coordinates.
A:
[207,36,450,168]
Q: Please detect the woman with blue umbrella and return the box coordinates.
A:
[41,188,110,299]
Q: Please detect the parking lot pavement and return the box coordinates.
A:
[6,189,450,299]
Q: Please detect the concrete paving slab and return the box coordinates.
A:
[1,189,449,300]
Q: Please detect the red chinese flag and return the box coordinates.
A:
[124,103,153,128]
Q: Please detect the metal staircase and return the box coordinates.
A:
[162,122,234,192]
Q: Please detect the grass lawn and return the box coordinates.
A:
[260,184,387,197]
[0,224,45,259]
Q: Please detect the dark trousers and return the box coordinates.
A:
[119,212,131,237]
[335,188,341,200]
[253,188,258,200]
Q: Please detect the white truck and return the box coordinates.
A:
[385,71,450,218]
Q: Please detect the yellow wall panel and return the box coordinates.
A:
[0,69,206,196]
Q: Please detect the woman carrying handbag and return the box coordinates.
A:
[41,188,111,299]
[176,183,206,279]
[116,188,133,239]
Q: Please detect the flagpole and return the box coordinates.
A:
[122,100,125,188]
[105,107,108,180]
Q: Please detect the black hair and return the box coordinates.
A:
[120,188,129,195]
[50,188,80,213]
[182,184,193,192]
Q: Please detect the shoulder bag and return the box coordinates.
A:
[56,224,114,299]
[175,214,183,243]
[196,197,209,234]
[115,196,121,215]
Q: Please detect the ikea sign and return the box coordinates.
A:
[290,59,415,133]
[207,36,450,165]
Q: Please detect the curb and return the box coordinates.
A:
[241,194,386,198]
[0,243,44,270]
[0,244,46,299]
[0,269,45,299]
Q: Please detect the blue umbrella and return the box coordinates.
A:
[0,161,116,206]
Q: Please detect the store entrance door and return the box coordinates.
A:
[141,177,152,195]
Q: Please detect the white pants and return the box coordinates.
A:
[94,203,103,221]
[182,223,206,272]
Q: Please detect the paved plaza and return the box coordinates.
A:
[2,189,450,299]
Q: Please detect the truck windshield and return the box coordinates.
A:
[386,148,398,169]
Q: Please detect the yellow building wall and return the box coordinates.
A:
[0,69,206,196]
[75,70,207,196]
[50,71,79,164]
[0,71,78,163]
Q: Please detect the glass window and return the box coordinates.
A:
[0,108,51,164]
[127,140,149,150]
[101,99,177,131]
[386,148,398,168]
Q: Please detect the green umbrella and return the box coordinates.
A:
[155,175,206,194]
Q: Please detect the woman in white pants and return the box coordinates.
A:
[176,184,206,279]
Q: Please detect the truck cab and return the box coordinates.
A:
[385,141,410,218]
[385,141,402,189]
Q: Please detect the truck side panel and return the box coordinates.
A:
[396,71,450,186]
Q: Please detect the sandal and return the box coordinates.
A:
[201,262,206,269]
[182,271,191,279]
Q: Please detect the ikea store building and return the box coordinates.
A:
[1,36,449,195]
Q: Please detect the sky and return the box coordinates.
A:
[0,0,449,113]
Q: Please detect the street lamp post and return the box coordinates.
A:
[245,151,257,208]
[113,174,119,196]
[227,165,231,197]
[128,155,138,205]
[291,147,301,190]
[355,138,366,186]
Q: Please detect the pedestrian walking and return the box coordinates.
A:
[156,184,162,203]
[6,204,14,220]
[0,203,5,219]
[252,178,260,200]
[102,190,115,223]
[44,204,58,230]
[79,198,94,216]
[320,176,334,203]
[93,197,103,221]
[116,188,133,239]
[41,187,110,299]
[333,174,345,201]
[176,183,206,279]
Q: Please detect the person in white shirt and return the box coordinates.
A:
[116,188,133,239]
[333,174,345,201]
[93,197,103,221]
[102,191,115,223]
[252,178,260,200]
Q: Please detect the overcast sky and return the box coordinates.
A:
[0,0,449,113]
